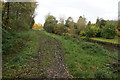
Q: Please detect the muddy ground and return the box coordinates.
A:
[38,34,72,78]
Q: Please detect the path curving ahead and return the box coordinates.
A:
[38,34,72,78]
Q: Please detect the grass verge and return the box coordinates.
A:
[80,36,120,44]
[91,37,120,44]
[3,30,45,78]
[45,31,118,78]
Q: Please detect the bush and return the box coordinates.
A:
[44,15,58,33]
[55,24,67,35]
[44,24,56,33]
[80,30,86,36]
[75,29,80,35]
[85,26,100,38]
[68,28,76,34]
[101,23,116,39]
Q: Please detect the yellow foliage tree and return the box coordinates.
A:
[32,23,43,29]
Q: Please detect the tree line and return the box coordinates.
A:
[44,14,119,39]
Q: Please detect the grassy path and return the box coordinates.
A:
[38,32,72,78]
[3,30,72,78]
[3,30,47,78]
[45,32,118,78]
[3,30,118,78]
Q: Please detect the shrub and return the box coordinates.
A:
[80,30,86,36]
[44,24,56,33]
[55,24,67,35]
[68,28,76,34]
[44,15,58,33]
[75,29,80,35]
[85,26,100,38]
[101,23,116,39]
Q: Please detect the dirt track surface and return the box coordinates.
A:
[38,34,72,78]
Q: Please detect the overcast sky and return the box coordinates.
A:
[34,0,119,25]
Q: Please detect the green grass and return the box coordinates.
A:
[3,30,118,78]
[45,31,118,78]
[3,30,48,78]
[91,37,120,44]
[80,36,120,44]
[80,36,86,39]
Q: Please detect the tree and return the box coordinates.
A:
[87,21,91,27]
[55,23,67,35]
[2,1,37,54]
[65,17,74,28]
[59,16,65,24]
[32,23,43,29]
[65,17,76,34]
[96,18,107,28]
[2,2,36,32]
[77,16,86,32]
[101,23,116,39]
[44,14,58,33]
[55,16,67,35]
[76,16,86,35]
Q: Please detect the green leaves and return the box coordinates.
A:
[2,2,36,31]
[101,23,116,39]
[44,14,58,33]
